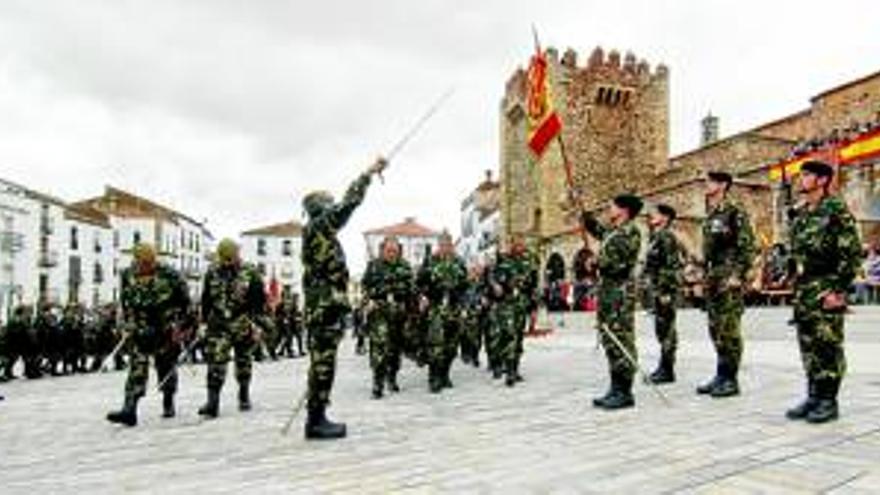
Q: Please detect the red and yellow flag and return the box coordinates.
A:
[526,48,562,157]
[840,128,880,164]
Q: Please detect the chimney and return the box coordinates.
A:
[701,112,720,146]
[485,170,493,183]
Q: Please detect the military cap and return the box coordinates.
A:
[613,193,643,217]
[656,203,677,221]
[707,171,733,185]
[800,160,834,178]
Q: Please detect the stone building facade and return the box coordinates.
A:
[500,46,668,252]
[499,50,880,282]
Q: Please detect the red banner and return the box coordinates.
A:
[526,49,562,157]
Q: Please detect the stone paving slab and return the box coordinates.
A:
[2,307,880,494]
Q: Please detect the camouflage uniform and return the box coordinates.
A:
[788,194,861,421]
[644,225,682,382]
[699,199,755,396]
[361,255,414,397]
[460,275,488,368]
[107,262,190,425]
[302,172,373,438]
[582,212,642,404]
[488,251,538,386]
[200,259,265,414]
[417,251,468,393]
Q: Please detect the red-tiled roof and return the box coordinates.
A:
[364,217,440,237]
[241,221,303,237]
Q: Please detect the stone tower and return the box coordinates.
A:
[500,46,669,244]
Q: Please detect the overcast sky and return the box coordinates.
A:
[1,0,878,272]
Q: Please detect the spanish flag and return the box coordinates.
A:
[526,46,562,157]
[840,128,880,164]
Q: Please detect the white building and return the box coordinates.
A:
[1,178,63,318]
[240,221,304,301]
[76,186,214,302]
[1,180,213,319]
[363,217,442,267]
[61,204,117,307]
[458,171,501,267]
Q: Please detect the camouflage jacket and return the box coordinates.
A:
[417,253,468,306]
[200,262,264,324]
[121,264,190,332]
[302,173,371,295]
[362,257,414,306]
[789,195,862,294]
[488,252,539,309]
[702,199,756,284]
[645,226,683,295]
[582,213,642,285]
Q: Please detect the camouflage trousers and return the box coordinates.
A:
[794,284,846,383]
[124,340,178,400]
[459,310,484,363]
[367,303,405,384]
[305,290,347,410]
[705,284,744,376]
[495,300,527,370]
[204,318,256,391]
[426,305,460,379]
[597,282,637,380]
[485,308,503,370]
[653,293,678,367]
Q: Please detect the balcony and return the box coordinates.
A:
[38,250,59,268]
[40,217,54,235]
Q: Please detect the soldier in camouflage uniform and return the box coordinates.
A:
[417,232,468,393]
[697,171,756,398]
[488,235,538,387]
[582,194,643,410]
[361,236,414,398]
[198,239,266,418]
[786,161,862,423]
[460,264,488,368]
[301,157,386,440]
[106,244,191,426]
[645,204,683,384]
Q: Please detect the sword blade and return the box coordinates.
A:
[386,87,455,161]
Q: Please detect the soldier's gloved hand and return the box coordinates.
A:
[368,156,388,176]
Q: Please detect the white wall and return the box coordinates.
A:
[60,217,116,306]
[240,234,303,300]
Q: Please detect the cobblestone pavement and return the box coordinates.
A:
[2,307,880,494]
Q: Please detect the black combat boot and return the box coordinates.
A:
[428,365,443,393]
[372,374,384,399]
[696,362,723,395]
[304,405,347,440]
[505,362,517,388]
[162,391,176,418]
[806,378,839,424]
[238,382,252,411]
[198,387,220,418]
[649,356,675,384]
[710,362,740,398]
[786,379,818,420]
[106,395,139,427]
[387,373,400,393]
[602,373,635,410]
[592,379,615,408]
